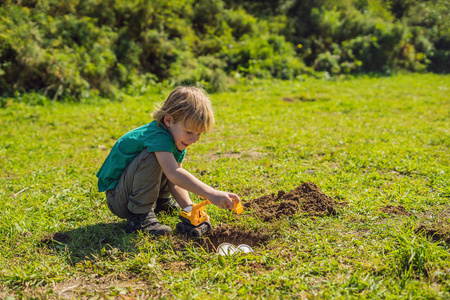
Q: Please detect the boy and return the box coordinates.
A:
[97,86,240,236]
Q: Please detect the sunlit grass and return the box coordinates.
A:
[0,73,449,298]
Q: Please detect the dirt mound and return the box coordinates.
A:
[243,182,344,221]
[415,225,450,244]
[381,205,411,216]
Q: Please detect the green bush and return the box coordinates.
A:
[230,0,449,75]
[0,0,448,102]
[405,0,450,73]
[0,3,119,100]
[302,5,427,74]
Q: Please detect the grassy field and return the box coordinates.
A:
[0,73,449,299]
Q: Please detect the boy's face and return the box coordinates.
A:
[164,116,202,151]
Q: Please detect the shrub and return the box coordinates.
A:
[0,4,119,99]
[0,0,447,102]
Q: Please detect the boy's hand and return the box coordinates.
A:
[208,191,240,210]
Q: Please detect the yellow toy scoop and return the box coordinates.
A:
[231,198,244,214]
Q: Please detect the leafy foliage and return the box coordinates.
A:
[227,0,449,74]
[0,0,448,101]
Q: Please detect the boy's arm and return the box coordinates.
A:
[167,163,193,209]
[155,151,239,209]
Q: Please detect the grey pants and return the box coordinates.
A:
[105,150,170,218]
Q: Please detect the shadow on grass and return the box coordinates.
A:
[39,221,136,263]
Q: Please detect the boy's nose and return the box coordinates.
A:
[190,135,200,143]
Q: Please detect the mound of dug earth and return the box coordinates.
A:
[381,205,411,216]
[243,182,344,221]
[415,224,450,244]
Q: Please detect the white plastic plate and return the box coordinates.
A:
[218,243,254,255]
[217,243,238,256]
[237,244,254,253]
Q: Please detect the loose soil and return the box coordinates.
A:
[381,205,411,216]
[243,182,345,221]
[413,207,450,244]
[172,224,271,253]
[171,182,341,252]
[415,224,450,244]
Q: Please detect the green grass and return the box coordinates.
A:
[1,73,449,299]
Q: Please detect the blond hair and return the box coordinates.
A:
[153,86,215,132]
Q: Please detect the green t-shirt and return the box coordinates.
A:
[96,120,186,192]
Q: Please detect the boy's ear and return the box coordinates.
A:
[163,115,173,127]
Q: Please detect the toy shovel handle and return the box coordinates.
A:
[197,199,211,209]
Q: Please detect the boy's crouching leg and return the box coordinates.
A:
[154,197,180,214]
[106,150,173,234]
[106,189,131,219]
[154,177,180,214]
[125,211,171,236]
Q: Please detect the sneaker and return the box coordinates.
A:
[154,197,180,214]
[125,212,171,236]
